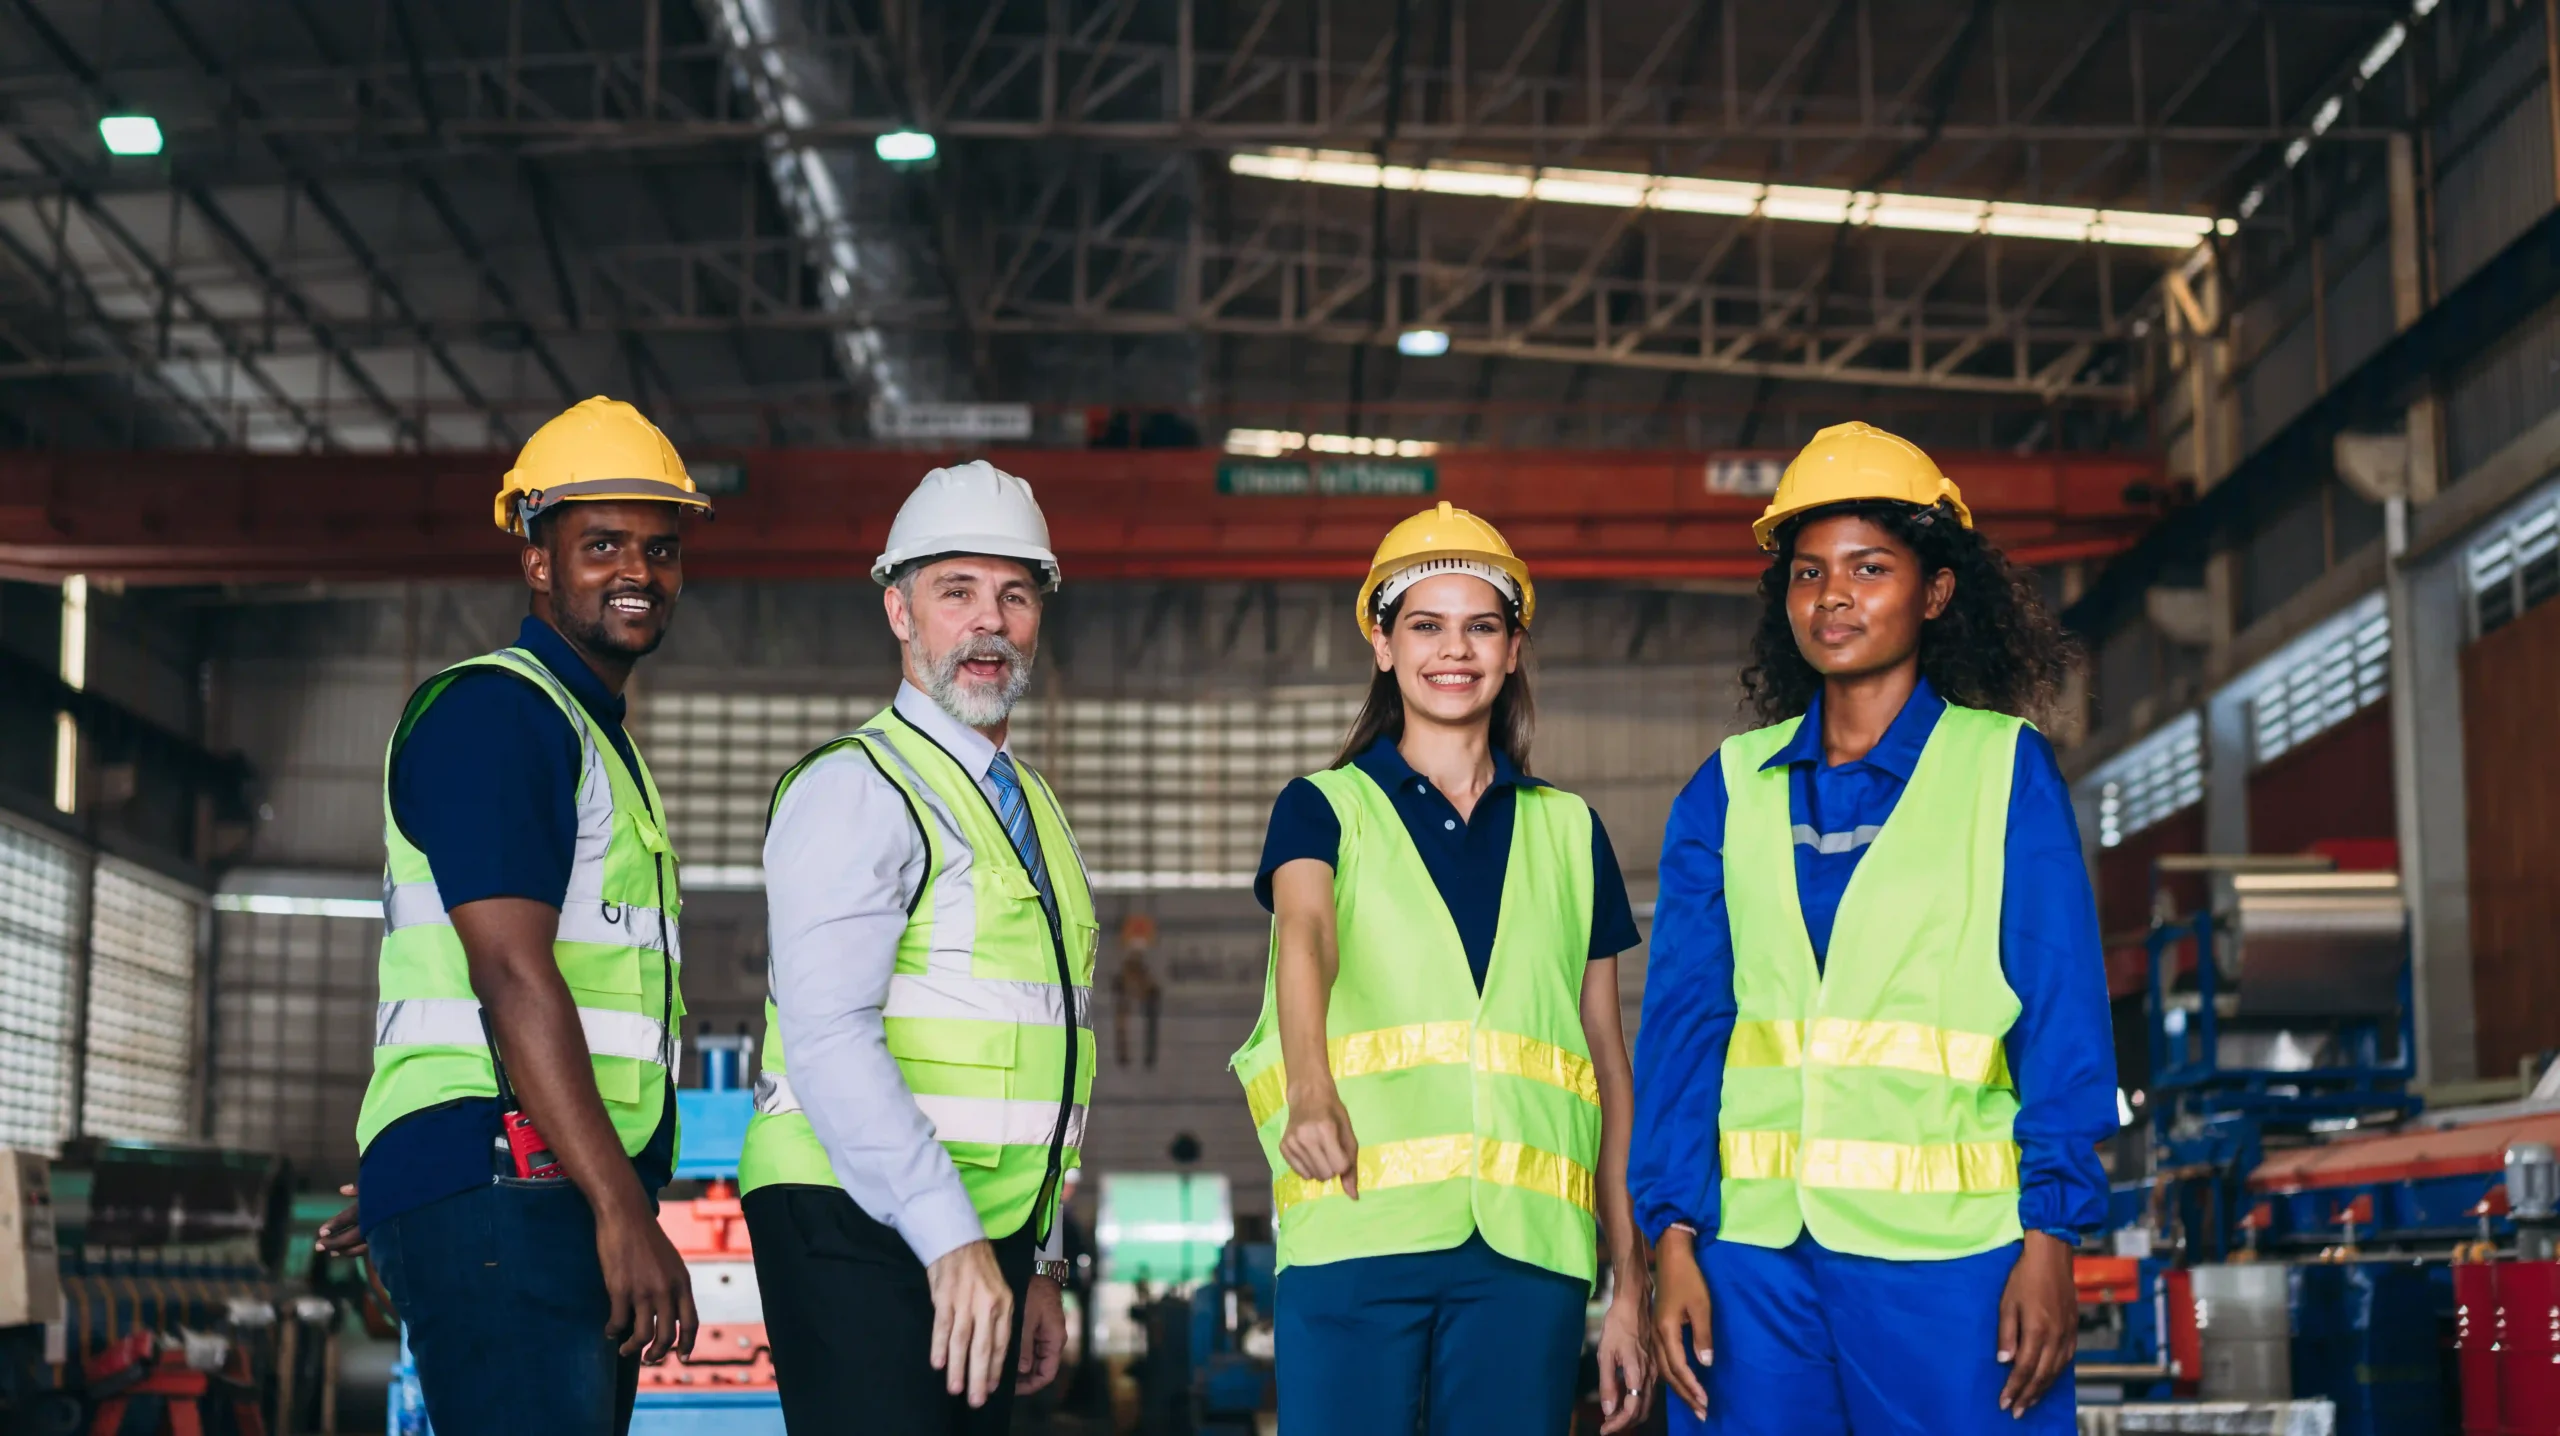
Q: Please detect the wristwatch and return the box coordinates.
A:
[1032,1258,1073,1286]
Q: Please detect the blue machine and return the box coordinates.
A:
[2288,1261,2443,1436]
[2141,897,2421,1260]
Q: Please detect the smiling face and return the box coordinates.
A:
[1783,512,1954,681]
[523,500,684,668]
[1372,572,1522,729]
[884,554,1044,730]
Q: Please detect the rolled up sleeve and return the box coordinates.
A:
[1999,729,2119,1239]
[765,751,988,1268]
[1630,756,1738,1244]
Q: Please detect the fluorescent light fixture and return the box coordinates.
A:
[1397,329,1451,357]
[1226,428,1439,458]
[875,130,936,163]
[2358,23,2406,82]
[2283,138,2311,168]
[212,893,387,919]
[2309,95,2343,137]
[1230,148,2223,250]
[98,115,162,156]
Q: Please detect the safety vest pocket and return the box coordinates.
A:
[558,944,644,996]
[591,1053,645,1105]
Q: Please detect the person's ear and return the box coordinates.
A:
[521,540,551,596]
[1372,620,1395,673]
[1924,567,1956,621]
[1504,627,1523,676]
[884,584,915,643]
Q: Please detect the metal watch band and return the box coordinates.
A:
[1032,1259,1073,1285]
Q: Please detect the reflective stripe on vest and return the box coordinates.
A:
[755,1070,1091,1150]
[383,881,682,962]
[1723,1017,2011,1087]
[1719,1131,2020,1194]
[1240,1022,1598,1128]
[374,997,668,1067]
[1269,1134,1595,1219]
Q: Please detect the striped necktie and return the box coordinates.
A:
[986,752,1055,911]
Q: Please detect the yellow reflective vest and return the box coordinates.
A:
[1232,766,1602,1284]
[1715,703,2027,1261]
[739,709,1099,1243]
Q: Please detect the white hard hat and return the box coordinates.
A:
[871,459,1061,590]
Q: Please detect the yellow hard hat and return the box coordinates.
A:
[492,395,716,536]
[1355,501,1535,640]
[1752,420,1972,551]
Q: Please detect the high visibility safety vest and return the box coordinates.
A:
[357,647,684,1159]
[1715,702,2027,1262]
[738,710,1099,1243]
[1231,767,1602,1284]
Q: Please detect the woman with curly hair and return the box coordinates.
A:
[1628,422,2117,1435]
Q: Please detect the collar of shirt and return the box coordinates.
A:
[892,680,1013,783]
[1352,733,1550,801]
[1761,674,1946,777]
[514,615,627,730]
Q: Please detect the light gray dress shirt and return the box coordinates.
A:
[763,681,1070,1267]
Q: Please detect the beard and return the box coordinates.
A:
[558,586,670,662]
[916,631,1035,727]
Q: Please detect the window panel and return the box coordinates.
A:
[2245,595,2391,767]
[82,860,200,1142]
[2093,711,2204,849]
[633,690,1365,887]
[0,822,78,1153]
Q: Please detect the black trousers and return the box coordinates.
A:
[743,1184,1034,1436]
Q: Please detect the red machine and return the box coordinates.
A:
[639,1179,776,1391]
[2456,1258,2560,1436]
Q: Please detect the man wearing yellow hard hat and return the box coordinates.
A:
[317,397,716,1434]
[1630,422,2115,1434]
[1233,502,1655,1435]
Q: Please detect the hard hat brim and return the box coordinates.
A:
[1751,488,1975,552]
[1356,547,1536,640]
[871,537,1063,591]
[498,476,715,535]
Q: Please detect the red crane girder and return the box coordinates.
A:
[0,446,2164,586]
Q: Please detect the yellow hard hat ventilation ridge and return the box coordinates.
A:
[492,395,717,536]
[1355,500,1536,640]
[1753,421,1972,552]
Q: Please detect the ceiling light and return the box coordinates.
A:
[1224,428,1438,458]
[1230,148,2224,250]
[98,115,162,157]
[875,131,936,164]
[1397,329,1451,357]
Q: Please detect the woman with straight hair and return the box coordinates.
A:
[1232,503,1653,1436]
[1631,422,2118,1435]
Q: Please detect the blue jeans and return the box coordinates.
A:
[369,1179,641,1436]
[1275,1233,1588,1436]
[1676,1234,2074,1436]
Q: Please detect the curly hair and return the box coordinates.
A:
[1739,499,2080,726]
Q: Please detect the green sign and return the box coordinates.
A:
[1218,458,1438,496]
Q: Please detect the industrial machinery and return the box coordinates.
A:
[627,1026,783,1436]
[2140,859,2420,1264]
[2071,848,2560,1434]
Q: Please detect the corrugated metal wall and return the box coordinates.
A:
[2245,703,2397,855]
[2460,586,2560,1080]
[2448,296,2560,480]
[2433,14,2553,292]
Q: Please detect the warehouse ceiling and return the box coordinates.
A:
[0,0,2412,452]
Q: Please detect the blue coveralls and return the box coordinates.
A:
[1253,737,1641,1435]
[1628,679,2120,1436]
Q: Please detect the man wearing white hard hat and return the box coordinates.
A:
[738,460,1098,1435]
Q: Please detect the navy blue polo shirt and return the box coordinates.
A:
[358,615,675,1238]
[1253,736,1642,989]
